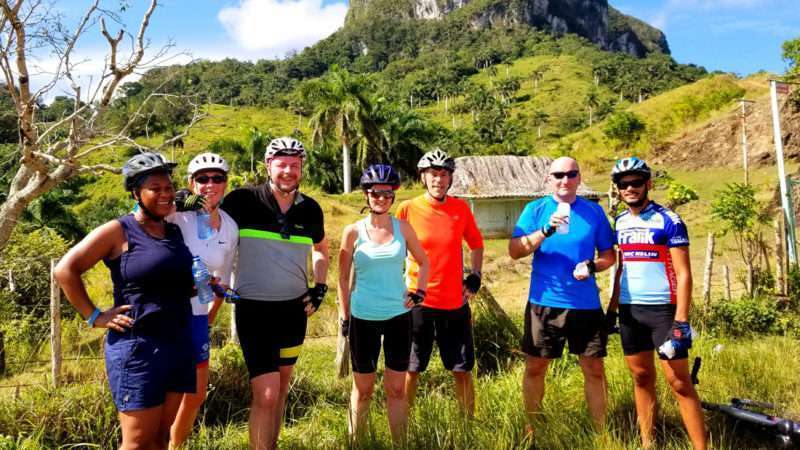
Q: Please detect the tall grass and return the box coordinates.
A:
[3,333,796,449]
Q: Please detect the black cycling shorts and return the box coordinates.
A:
[349,312,412,373]
[619,304,686,360]
[409,304,475,373]
[521,303,607,359]
[235,298,307,378]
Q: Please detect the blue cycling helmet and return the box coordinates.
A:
[611,156,651,182]
[360,164,401,190]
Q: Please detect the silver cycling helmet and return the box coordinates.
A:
[122,152,177,191]
[611,156,651,182]
[265,137,307,160]
[188,152,230,176]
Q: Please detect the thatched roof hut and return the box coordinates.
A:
[450,155,602,199]
[449,155,604,238]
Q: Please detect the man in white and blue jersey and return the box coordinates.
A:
[608,157,706,450]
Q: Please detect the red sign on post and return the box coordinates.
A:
[776,82,790,94]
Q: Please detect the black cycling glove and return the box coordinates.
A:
[340,318,350,336]
[541,224,556,237]
[604,309,619,334]
[408,289,426,305]
[175,189,206,212]
[305,283,328,310]
[464,272,481,294]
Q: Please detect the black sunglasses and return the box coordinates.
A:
[367,189,395,199]
[616,179,647,190]
[550,170,579,180]
[194,174,227,184]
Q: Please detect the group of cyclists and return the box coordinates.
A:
[53,135,706,449]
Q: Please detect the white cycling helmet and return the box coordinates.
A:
[417,148,455,172]
[265,137,306,160]
[188,152,230,176]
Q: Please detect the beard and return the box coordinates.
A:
[622,188,649,208]
[272,177,300,195]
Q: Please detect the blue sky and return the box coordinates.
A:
[48,0,800,78]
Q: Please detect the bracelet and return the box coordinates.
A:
[87,307,102,327]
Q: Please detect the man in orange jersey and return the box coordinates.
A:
[396,148,484,416]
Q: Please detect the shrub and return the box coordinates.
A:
[603,111,646,149]
[705,297,779,336]
[664,180,699,209]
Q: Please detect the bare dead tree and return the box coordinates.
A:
[0,0,204,251]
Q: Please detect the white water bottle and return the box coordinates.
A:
[191,256,214,304]
[196,211,212,240]
[556,202,571,234]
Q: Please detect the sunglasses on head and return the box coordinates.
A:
[367,189,395,199]
[194,174,227,184]
[616,179,647,190]
[550,170,579,180]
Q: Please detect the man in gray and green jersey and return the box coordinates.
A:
[222,136,329,450]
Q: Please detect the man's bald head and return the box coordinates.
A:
[548,156,581,202]
[549,157,580,173]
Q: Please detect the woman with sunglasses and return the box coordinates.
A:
[337,164,429,444]
[55,152,195,449]
[167,152,239,448]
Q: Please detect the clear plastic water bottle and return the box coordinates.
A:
[191,256,214,304]
[556,202,571,234]
[196,211,212,240]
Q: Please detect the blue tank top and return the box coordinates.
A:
[351,217,408,321]
[104,214,194,334]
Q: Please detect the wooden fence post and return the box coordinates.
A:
[702,233,715,302]
[229,272,238,345]
[723,265,732,301]
[50,258,62,388]
[0,330,5,376]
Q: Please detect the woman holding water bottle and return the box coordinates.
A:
[55,152,196,449]
[166,152,239,448]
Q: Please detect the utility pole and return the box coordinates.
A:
[769,80,798,265]
[739,99,755,185]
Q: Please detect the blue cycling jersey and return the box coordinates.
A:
[615,201,689,305]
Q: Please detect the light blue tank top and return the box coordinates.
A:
[351,217,408,321]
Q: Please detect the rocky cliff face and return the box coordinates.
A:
[346,0,669,58]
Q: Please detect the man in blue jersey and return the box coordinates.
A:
[508,156,616,434]
[607,157,706,450]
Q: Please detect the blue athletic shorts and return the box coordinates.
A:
[190,315,210,366]
[105,329,196,412]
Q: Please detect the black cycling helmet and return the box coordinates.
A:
[611,156,651,182]
[122,152,177,191]
[417,148,455,173]
[360,164,401,190]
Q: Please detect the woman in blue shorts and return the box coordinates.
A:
[337,164,429,444]
[55,152,195,450]
[167,152,239,447]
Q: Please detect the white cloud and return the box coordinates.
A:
[218,0,348,58]
[650,0,772,30]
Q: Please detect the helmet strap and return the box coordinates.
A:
[132,190,164,223]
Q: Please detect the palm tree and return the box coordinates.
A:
[532,110,549,139]
[301,66,381,193]
[530,64,549,94]
[585,89,599,127]
[244,127,271,182]
[373,100,440,176]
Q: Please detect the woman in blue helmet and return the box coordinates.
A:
[337,163,430,444]
[55,152,195,450]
